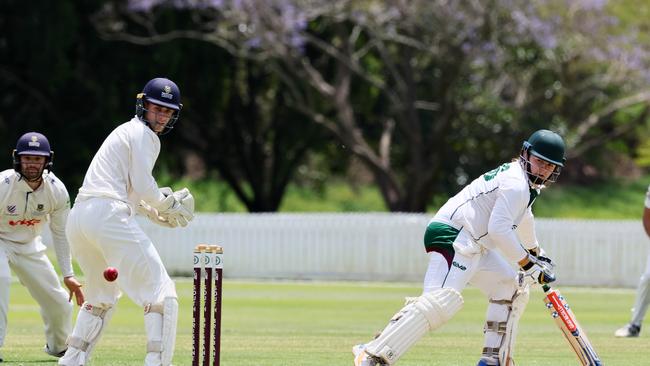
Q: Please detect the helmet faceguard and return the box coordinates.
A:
[135,77,183,135]
[12,132,53,182]
[519,129,566,188]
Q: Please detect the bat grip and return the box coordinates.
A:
[542,284,551,292]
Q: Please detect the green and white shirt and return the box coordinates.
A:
[430,161,539,263]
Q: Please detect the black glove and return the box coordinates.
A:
[520,255,556,286]
[527,247,554,268]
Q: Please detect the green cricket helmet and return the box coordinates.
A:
[520,129,566,186]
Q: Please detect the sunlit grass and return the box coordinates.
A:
[2,279,643,365]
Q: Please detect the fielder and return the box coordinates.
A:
[353,130,565,366]
[0,132,84,363]
[615,184,650,338]
[58,77,194,366]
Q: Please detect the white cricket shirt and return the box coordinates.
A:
[433,161,539,263]
[0,169,74,277]
[76,117,166,208]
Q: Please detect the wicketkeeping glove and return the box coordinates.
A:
[157,187,195,227]
[136,201,178,228]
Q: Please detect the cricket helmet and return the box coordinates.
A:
[520,129,566,186]
[12,131,54,176]
[135,77,183,135]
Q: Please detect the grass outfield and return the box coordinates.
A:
[1,279,646,365]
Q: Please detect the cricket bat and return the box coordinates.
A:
[542,285,603,366]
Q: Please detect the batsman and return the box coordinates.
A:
[353,130,565,366]
[58,77,194,366]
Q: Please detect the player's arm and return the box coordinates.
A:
[487,187,528,263]
[48,181,85,305]
[48,183,74,278]
[128,131,194,226]
[516,208,538,250]
[515,208,554,263]
[128,131,165,207]
[489,187,554,285]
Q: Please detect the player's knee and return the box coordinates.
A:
[144,296,178,315]
[486,278,519,302]
[416,287,463,329]
[80,302,112,319]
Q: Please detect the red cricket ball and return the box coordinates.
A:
[103,267,119,282]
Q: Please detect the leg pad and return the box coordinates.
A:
[365,288,463,364]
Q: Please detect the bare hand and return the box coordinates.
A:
[63,276,85,306]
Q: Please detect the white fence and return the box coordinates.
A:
[134,213,649,288]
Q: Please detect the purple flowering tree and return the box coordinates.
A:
[95,0,650,210]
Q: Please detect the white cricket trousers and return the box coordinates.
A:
[0,241,72,352]
[66,197,176,307]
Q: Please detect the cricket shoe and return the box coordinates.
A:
[352,344,387,366]
[477,359,498,366]
[477,355,514,366]
[614,323,640,337]
[44,344,67,358]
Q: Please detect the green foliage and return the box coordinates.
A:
[2,280,644,365]
[156,172,249,212]
[636,139,650,167]
[279,180,386,212]
[157,172,386,212]
[154,170,650,218]
[533,178,649,219]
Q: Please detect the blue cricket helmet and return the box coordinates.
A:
[13,132,54,174]
[135,77,183,135]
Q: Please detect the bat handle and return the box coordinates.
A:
[542,284,551,292]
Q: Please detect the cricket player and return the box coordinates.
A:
[353,130,565,366]
[0,132,85,363]
[58,77,194,366]
[615,185,650,338]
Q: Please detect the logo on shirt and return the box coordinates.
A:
[9,218,41,226]
[37,204,44,211]
[3,177,9,184]
[7,205,16,214]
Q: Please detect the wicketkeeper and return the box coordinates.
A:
[353,130,565,366]
[58,77,194,366]
[0,132,85,362]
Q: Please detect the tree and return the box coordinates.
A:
[178,55,326,211]
[93,0,650,210]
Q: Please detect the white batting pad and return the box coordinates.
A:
[162,297,178,365]
[144,297,178,366]
[365,288,463,364]
[58,303,113,366]
[498,286,529,366]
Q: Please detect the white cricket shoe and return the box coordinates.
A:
[353,344,387,366]
[615,323,640,337]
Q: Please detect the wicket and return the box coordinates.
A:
[192,244,224,366]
